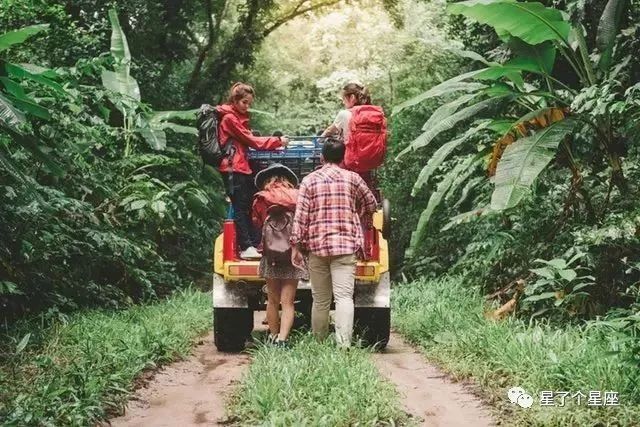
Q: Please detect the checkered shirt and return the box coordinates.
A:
[290,163,378,256]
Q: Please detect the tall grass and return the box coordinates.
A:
[393,276,640,426]
[0,289,210,426]
[229,336,408,426]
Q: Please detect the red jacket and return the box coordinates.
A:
[216,104,283,175]
[252,184,299,228]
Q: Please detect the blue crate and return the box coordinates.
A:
[248,137,324,179]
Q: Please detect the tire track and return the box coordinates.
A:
[372,332,495,426]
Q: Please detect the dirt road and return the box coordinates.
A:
[373,333,494,426]
[110,320,494,426]
[109,337,250,427]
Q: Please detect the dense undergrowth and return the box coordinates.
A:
[393,275,640,426]
[0,288,210,425]
[0,7,224,323]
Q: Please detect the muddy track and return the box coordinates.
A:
[109,336,250,427]
[109,319,494,426]
[373,333,495,426]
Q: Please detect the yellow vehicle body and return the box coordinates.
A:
[213,210,389,283]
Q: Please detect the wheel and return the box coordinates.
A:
[382,199,391,240]
[213,308,253,352]
[293,298,312,331]
[354,307,390,350]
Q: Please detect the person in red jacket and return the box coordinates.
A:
[217,82,289,259]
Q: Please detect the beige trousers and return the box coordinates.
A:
[308,253,356,347]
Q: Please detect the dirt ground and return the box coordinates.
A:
[373,333,495,426]
[109,336,250,427]
[109,316,494,426]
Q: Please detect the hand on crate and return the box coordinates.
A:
[279,136,290,147]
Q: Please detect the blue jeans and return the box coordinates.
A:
[221,172,260,251]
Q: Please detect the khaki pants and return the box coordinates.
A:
[308,253,356,347]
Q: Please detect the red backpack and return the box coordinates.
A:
[344,105,387,172]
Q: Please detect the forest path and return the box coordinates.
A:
[108,334,251,426]
[372,332,495,426]
[109,317,495,426]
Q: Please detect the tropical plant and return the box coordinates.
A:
[0,8,223,323]
[100,8,196,156]
[521,253,595,319]
[0,24,65,178]
[395,0,638,252]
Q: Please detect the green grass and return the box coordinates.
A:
[0,289,211,426]
[229,335,408,426]
[393,275,640,426]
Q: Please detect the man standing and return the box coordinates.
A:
[290,139,378,347]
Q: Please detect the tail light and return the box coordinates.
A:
[223,219,237,261]
[228,264,260,276]
[363,228,380,261]
[356,265,376,277]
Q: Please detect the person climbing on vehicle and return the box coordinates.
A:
[252,163,306,348]
[290,138,378,348]
[217,82,289,260]
[320,81,387,195]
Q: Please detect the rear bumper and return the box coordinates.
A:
[215,260,385,283]
[212,272,391,309]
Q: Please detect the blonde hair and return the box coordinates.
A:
[262,175,295,190]
[227,82,255,103]
[342,82,371,105]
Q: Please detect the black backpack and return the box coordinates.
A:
[196,104,234,167]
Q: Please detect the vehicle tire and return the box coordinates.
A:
[354,307,390,350]
[382,199,391,240]
[293,299,312,331]
[213,308,253,352]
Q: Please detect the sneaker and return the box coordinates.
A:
[274,340,289,349]
[266,334,278,345]
[240,246,262,259]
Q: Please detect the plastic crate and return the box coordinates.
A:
[248,137,323,180]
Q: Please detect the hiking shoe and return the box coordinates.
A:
[274,340,290,349]
[266,334,278,345]
[240,246,262,259]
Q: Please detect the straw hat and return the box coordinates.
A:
[254,163,299,188]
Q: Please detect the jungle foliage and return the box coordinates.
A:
[0,8,223,323]
[2,0,640,331]
[386,0,640,325]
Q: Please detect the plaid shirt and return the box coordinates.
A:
[290,163,378,257]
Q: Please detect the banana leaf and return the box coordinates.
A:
[448,0,571,45]
[412,121,490,196]
[102,9,140,102]
[392,69,488,115]
[491,118,576,210]
[0,93,26,130]
[409,159,473,251]
[397,95,507,158]
[421,93,478,131]
[3,62,66,95]
[139,127,167,150]
[596,0,628,71]
[0,24,49,52]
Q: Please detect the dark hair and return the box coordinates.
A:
[342,82,371,105]
[272,130,283,137]
[322,138,345,164]
[227,82,255,103]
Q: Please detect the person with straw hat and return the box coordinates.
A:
[252,163,306,347]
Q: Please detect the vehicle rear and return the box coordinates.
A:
[212,137,391,352]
